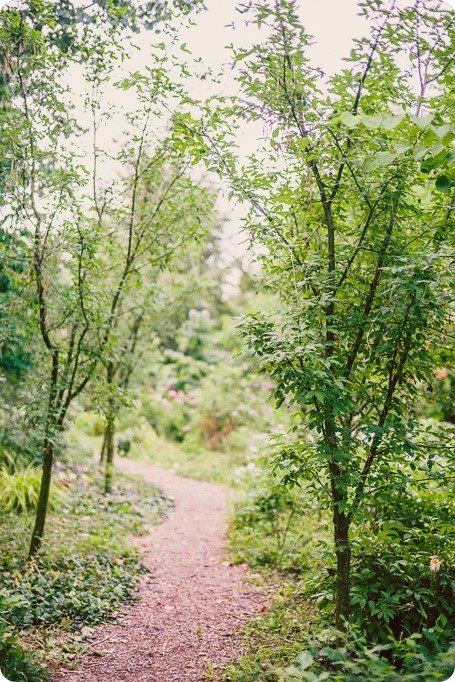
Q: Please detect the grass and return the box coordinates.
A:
[67,410,252,485]
[130,432,248,484]
[214,577,317,682]
[0,460,170,678]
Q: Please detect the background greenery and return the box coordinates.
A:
[0,0,454,680]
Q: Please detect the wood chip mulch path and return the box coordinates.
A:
[55,458,263,681]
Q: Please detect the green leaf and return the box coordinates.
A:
[382,114,405,130]
[363,152,397,171]
[409,113,434,128]
[362,114,385,129]
[413,146,428,161]
[297,651,314,670]
[435,175,453,193]
[395,144,410,155]
[340,112,360,127]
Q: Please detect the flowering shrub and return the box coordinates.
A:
[185,363,277,450]
[309,488,454,657]
[140,388,194,442]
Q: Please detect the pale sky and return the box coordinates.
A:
[96,0,369,264]
[3,0,454,268]
[62,0,452,269]
[177,0,366,255]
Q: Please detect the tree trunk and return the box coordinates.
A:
[104,414,115,493]
[29,438,54,558]
[104,362,116,494]
[334,511,351,629]
[325,413,351,630]
[99,428,107,463]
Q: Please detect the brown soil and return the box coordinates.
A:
[55,458,262,682]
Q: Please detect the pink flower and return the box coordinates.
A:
[435,368,449,380]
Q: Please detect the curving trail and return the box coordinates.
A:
[55,458,262,682]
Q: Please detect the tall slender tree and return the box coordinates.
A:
[183,0,455,627]
[0,0,213,555]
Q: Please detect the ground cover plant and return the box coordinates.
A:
[1,0,454,679]
[0,460,169,678]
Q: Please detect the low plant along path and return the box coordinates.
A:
[56,458,262,682]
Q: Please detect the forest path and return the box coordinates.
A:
[56,457,262,682]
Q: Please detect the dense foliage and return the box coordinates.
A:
[1,0,454,680]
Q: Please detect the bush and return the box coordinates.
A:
[308,487,454,657]
[73,411,106,437]
[3,554,143,628]
[225,465,454,681]
[0,464,170,677]
[187,363,273,450]
[141,391,192,443]
[229,460,330,573]
[0,399,46,468]
[0,463,41,513]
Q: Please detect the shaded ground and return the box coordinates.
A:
[55,458,262,681]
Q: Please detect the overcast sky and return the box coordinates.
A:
[203,0,364,256]
[121,0,369,263]
[2,0,453,265]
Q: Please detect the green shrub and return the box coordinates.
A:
[0,463,41,513]
[0,404,46,468]
[117,438,132,456]
[308,487,454,657]
[226,467,454,681]
[73,411,106,437]
[187,363,275,450]
[0,464,170,675]
[141,391,192,443]
[229,461,330,573]
[3,554,144,628]
[349,531,453,651]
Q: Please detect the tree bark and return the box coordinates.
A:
[334,511,351,629]
[99,428,107,463]
[104,363,115,493]
[29,438,55,558]
[104,414,115,494]
[326,417,351,629]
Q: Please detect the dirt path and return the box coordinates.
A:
[56,458,262,682]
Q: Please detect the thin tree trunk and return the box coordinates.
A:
[29,438,55,558]
[104,414,115,494]
[326,411,351,629]
[104,362,116,494]
[99,428,107,463]
[334,512,351,629]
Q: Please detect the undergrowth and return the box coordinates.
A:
[0,461,170,679]
[67,409,251,484]
[220,462,455,682]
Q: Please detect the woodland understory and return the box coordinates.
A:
[0,0,454,680]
